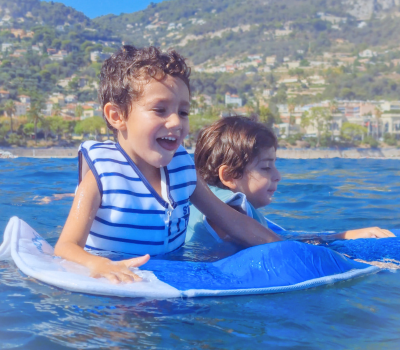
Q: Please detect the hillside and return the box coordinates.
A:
[93,0,400,65]
[0,0,120,101]
[1,0,400,105]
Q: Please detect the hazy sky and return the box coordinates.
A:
[41,0,166,19]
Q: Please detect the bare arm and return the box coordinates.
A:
[54,170,149,283]
[190,175,281,247]
[322,227,395,240]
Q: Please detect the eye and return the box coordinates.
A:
[152,108,166,114]
[262,167,271,171]
[180,110,190,118]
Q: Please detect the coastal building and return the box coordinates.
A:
[381,114,400,138]
[225,93,242,107]
[18,95,31,104]
[288,61,300,69]
[359,49,377,58]
[1,43,12,52]
[49,93,65,106]
[65,95,78,103]
[265,55,277,66]
[90,51,111,62]
[14,102,29,116]
[0,90,10,100]
[81,105,102,119]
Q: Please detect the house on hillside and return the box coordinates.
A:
[225,93,242,107]
[1,43,12,52]
[265,55,276,66]
[18,95,31,104]
[359,49,377,58]
[81,105,101,119]
[15,102,29,116]
[65,95,78,103]
[0,90,10,100]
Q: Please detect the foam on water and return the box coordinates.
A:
[1,157,400,348]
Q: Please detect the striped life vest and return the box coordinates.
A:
[78,140,197,256]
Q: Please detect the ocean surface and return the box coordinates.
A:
[0,157,400,349]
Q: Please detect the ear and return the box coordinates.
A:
[103,103,126,131]
[218,165,239,190]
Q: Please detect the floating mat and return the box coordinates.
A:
[264,218,400,263]
[0,217,379,299]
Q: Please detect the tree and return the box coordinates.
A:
[52,103,61,116]
[75,104,84,118]
[374,107,383,138]
[301,107,332,147]
[259,106,277,127]
[341,122,367,143]
[27,103,43,143]
[74,116,105,140]
[49,116,68,140]
[4,100,16,133]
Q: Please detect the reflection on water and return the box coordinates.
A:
[1,157,400,349]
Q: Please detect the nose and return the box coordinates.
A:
[273,168,281,182]
[166,112,182,130]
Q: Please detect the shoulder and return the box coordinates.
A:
[79,140,117,153]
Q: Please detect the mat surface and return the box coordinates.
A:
[0,217,379,298]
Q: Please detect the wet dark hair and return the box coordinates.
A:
[99,45,191,134]
[195,116,278,189]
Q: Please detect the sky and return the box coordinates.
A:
[41,0,167,19]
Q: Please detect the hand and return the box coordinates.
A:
[89,254,150,284]
[342,227,395,240]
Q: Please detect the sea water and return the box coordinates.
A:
[0,157,400,349]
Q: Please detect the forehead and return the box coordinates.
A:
[256,147,276,162]
[139,75,190,103]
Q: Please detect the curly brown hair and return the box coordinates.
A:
[195,116,278,189]
[98,45,191,133]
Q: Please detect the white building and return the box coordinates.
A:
[225,93,242,107]
[18,95,31,104]
[359,49,377,58]
[1,43,12,52]
[90,51,110,62]
[65,94,78,103]
[15,102,29,116]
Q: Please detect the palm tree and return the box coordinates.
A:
[4,100,16,133]
[75,104,84,119]
[328,100,338,113]
[27,103,43,143]
[374,107,383,138]
[52,103,61,116]
[304,107,332,147]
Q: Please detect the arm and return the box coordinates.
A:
[190,175,281,247]
[54,170,149,283]
[322,227,395,240]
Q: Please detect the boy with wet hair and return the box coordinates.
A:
[188,116,394,246]
[55,47,282,284]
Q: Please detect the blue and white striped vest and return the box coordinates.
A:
[78,140,197,256]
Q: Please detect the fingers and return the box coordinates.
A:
[122,254,150,268]
[91,270,142,284]
[372,227,396,238]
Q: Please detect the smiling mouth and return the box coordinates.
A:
[157,136,179,151]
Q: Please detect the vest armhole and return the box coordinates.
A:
[80,146,103,199]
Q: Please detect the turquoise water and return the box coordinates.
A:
[1,157,400,349]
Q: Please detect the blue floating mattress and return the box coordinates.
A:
[0,217,380,298]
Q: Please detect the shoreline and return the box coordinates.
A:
[1,147,400,159]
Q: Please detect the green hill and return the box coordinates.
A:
[1,0,400,104]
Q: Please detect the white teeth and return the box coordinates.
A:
[161,137,176,141]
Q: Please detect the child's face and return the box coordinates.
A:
[122,75,190,170]
[231,147,281,209]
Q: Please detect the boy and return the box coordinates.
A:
[190,116,394,245]
[54,46,282,284]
